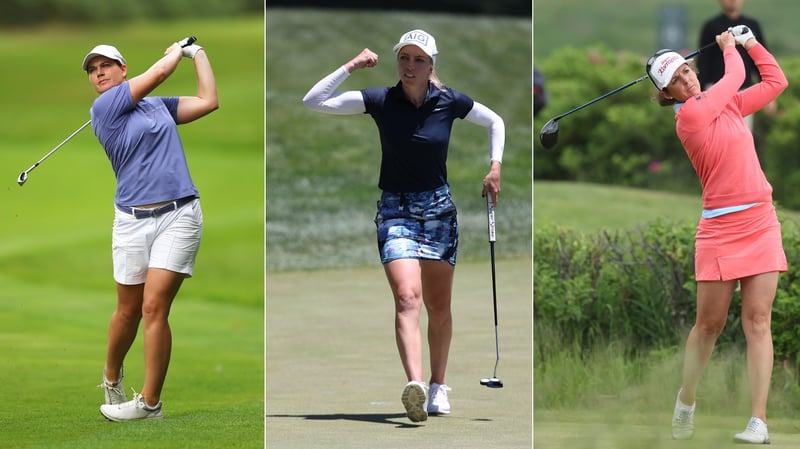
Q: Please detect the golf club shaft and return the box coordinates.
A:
[17,36,197,186]
[487,195,500,376]
[21,119,92,173]
[551,41,717,122]
[551,74,647,122]
[26,36,191,170]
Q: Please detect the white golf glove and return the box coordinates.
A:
[182,44,204,59]
[729,25,755,46]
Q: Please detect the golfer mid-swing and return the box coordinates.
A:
[87,38,218,421]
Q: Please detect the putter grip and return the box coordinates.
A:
[487,195,496,243]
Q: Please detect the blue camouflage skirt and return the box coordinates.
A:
[374,184,459,265]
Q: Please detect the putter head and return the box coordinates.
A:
[539,118,559,149]
[17,171,27,186]
[480,377,504,388]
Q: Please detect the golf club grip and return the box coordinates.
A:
[684,40,717,60]
[487,195,496,243]
[180,36,197,47]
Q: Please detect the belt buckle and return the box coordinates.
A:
[131,207,153,219]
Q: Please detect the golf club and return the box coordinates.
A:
[17,36,198,186]
[17,119,92,186]
[480,194,503,388]
[538,39,719,149]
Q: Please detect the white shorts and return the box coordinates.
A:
[112,199,203,285]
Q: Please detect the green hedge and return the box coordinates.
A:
[534,45,800,210]
[534,215,800,370]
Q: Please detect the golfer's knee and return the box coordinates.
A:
[743,313,771,339]
[114,306,142,323]
[694,318,725,338]
[394,287,421,313]
[424,298,452,321]
[141,300,170,322]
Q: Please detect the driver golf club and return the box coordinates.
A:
[538,39,719,149]
[16,36,197,186]
[480,194,503,388]
[17,119,92,186]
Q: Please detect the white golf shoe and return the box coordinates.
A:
[98,367,127,405]
[401,381,428,423]
[671,389,695,440]
[427,383,451,415]
[734,417,770,444]
[100,391,163,422]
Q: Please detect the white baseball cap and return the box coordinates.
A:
[393,29,438,63]
[646,49,687,90]
[82,44,126,71]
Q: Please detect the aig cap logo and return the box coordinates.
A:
[403,31,429,46]
[393,29,437,60]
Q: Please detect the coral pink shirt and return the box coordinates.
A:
[674,44,787,210]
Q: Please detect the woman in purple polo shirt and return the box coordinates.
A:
[85,38,218,421]
[304,29,505,423]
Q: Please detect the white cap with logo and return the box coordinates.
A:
[646,49,687,90]
[82,45,126,71]
[393,29,438,64]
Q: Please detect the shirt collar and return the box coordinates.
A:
[390,80,442,105]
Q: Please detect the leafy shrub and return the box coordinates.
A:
[535,214,800,364]
[535,45,800,209]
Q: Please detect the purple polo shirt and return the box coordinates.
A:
[90,80,198,207]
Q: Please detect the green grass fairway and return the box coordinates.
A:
[535,410,800,448]
[534,180,702,232]
[534,180,800,233]
[266,258,532,448]
[0,16,263,448]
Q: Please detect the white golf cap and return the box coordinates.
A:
[393,29,438,63]
[82,44,126,71]
[646,49,687,90]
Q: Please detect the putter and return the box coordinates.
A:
[538,40,718,149]
[480,194,503,388]
[17,119,92,186]
[17,36,197,186]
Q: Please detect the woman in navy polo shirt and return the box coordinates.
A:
[304,29,505,423]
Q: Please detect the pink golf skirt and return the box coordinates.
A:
[695,202,787,281]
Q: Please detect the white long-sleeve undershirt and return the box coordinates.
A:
[303,66,505,163]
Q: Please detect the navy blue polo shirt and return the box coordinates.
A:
[361,81,474,193]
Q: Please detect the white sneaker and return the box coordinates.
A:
[672,389,695,440]
[98,367,127,405]
[734,417,770,444]
[100,391,163,422]
[401,381,428,423]
[427,383,451,415]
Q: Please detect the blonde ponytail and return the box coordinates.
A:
[430,67,446,92]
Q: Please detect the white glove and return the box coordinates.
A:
[177,36,195,47]
[729,25,756,46]
[182,44,204,59]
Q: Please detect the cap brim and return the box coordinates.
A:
[82,53,103,71]
[82,51,125,71]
